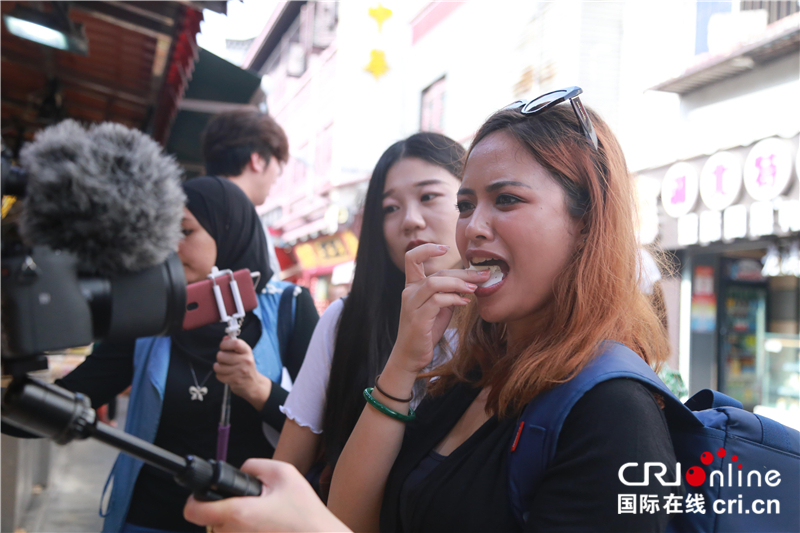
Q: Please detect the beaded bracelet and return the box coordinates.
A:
[363,387,416,422]
[375,374,414,403]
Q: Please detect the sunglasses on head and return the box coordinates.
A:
[503,86,599,150]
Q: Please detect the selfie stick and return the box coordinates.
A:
[208,267,246,462]
[1,375,262,500]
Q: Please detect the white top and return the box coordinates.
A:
[280,298,456,434]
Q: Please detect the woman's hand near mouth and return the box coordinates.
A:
[385,243,491,378]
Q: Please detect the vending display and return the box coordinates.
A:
[718,276,767,411]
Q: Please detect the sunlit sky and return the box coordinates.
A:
[196,0,280,65]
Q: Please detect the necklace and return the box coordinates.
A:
[188,361,215,401]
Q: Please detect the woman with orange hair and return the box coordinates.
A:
[185,88,679,532]
[327,87,679,533]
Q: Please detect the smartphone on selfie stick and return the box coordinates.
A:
[183,269,259,331]
[184,268,260,463]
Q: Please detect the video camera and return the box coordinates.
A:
[1,235,187,363]
[1,121,261,502]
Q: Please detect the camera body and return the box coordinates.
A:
[3,245,95,357]
[2,244,186,359]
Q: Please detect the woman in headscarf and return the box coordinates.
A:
[55,176,318,533]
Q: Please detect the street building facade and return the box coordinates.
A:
[244,0,634,310]
[634,1,799,428]
[240,2,799,419]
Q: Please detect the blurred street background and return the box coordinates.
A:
[2,1,799,531]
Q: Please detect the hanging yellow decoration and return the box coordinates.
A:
[368,4,392,32]
[365,49,389,80]
[1,196,16,219]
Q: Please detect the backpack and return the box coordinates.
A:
[507,341,800,532]
[276,284,301,359]
[260,283,301,448]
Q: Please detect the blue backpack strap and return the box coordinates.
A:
[684,388,742,410]
[277,284,299,359]
[507,341,700,525]
[758,414,795,451]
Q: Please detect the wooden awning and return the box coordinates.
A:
[1,1,223,152]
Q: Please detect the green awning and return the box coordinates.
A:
[165,47,261,176]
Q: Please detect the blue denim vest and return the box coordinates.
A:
[101,281,294,532]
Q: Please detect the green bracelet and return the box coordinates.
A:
[363,387,416,422]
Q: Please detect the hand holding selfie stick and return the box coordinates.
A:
[208,266,246,462]
[1,374,262,501]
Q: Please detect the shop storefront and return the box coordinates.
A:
[291,230,358,312]
[640,135,800,428]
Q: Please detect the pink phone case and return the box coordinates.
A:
[182,269,258,330]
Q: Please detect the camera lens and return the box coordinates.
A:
[91,252,187,341]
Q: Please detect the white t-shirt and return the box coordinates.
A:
[280,298,456,434]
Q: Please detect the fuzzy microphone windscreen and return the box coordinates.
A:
[19,120,186,276]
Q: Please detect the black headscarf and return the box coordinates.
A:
[171,176,273,364]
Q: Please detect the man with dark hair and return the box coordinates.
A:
[198,110,318,404]
[202,110,289,206]
[201,111,290,278]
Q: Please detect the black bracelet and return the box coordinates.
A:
[374,374,414,403]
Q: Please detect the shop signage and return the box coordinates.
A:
[655,136,798,249]
[678,213,699,246]
[293,231,359,270]
[778,199,800,233]
[723,204,748,241]
[743,138,793,201]
[699,210,722,243]
[749,201,775,237]
[662,162,699,218]
[699,151,743,211]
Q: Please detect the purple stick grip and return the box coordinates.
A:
[216,424,230,462]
